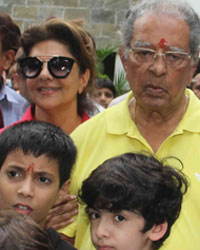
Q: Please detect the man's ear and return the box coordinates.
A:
[148,222,168,242]
[191,51,200,74]
[187,52,199,87]
[2,49,16,70]
[119,45,128,72]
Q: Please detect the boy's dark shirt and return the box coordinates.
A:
[47,228,77,250]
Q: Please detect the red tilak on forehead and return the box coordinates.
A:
[27,163,34,173]
[158,38,167,48]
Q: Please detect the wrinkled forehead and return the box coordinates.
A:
[132,13,190,50]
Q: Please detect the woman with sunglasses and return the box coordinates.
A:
[0,18,96,134]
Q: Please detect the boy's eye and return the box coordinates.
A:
[38,176,51,184]
[7,170,21,178]
[114,214,125,222]
[87,210,100,220]
[90,212,100,220]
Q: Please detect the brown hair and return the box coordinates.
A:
[21,18,96,116]
[0,210,53,250]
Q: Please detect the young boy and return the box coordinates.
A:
[0,121,77,250]
[89,78,116,108]
[79,153,188,250]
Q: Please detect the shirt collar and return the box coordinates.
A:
[176,88,200,133]
[105,89,200,136]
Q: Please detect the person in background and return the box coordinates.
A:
[8,47,33,103]
[80,153,188,250]
[0,121,77,250]
[0,12,29,127]
[89,78,116,108]
[6,63,20,92]
[190,73,200,99]
[59,0,200,249]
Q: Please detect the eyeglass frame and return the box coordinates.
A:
[128,47,192,69]
[18,55,76,79]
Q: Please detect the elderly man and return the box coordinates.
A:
[57,1,200,250]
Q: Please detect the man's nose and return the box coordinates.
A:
[149,53,167,76]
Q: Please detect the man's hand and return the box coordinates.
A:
[45,180,78,230]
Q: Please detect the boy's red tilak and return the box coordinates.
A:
[27,163,34,174]
[158,38,167,48]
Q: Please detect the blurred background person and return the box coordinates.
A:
[0,12,29,127]
[89,78,116,108]
[7,47,32,103]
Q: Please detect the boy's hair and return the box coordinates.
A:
[80,152,188,250]
[0,210,53,250]
[0,121,77,187]
[94,78,116,97]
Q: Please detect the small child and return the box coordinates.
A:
[79,152,188,250]
[90,78,116,108]
[0,121,77,250]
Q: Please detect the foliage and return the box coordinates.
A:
[114,70,130,96]
[95,45,119,79]
[95,45,130,96]
[96,45,119,61]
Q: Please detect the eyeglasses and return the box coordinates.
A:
[18,56,75,79]
[129,47,191,69]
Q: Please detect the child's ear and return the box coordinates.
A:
[149,222,168,242]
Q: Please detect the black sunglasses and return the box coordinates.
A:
[19,56,75,79]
